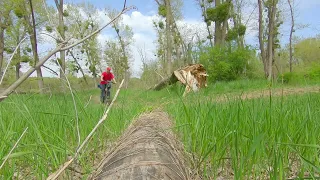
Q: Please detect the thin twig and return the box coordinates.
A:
[0,127,28,170]
[0,35,29,85]
[84,95,92,108]
[42,0,63,41]
[43,65,59,76]
[60,6,135,51]
[47,79,125,180]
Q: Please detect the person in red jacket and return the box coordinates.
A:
[100,67,117,103]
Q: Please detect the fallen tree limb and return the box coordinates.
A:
[0,127,28,170]
[0,0,135,101]
[152,64,208,95]
[152,73,178,91]
[47,79,125,180]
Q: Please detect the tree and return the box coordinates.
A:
[0,0,12,78]
[5,13,29,80]
[258,0,281,81]
[287,0,294,72]
[106,8,134,87]
[54,0,66,80]
[197,0,214,47]
[155,0,174,75]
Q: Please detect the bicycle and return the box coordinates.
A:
[98,81,115,104]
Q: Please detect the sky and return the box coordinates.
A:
[36,0,320,78]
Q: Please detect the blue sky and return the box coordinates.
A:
[38,0,319,77]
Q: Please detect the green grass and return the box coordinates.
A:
[0,79,319,179]
[167,91,320,179]
[0,88,148,178]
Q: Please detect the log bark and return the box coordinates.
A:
[153,74,178,91]
[91,112,189,180]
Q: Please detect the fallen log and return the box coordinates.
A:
[153,64,208,96]
[90,112,190,180]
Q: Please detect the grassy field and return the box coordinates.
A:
[0,79,319,179]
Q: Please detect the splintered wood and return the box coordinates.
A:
[153,64,208,96]
[90,112,189,180]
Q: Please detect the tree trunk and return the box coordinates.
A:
[0,28,4,79]
[165,0,173,75]
[56,0,66,79]
[214,0,222,46]
[29,0,44,93]
[258,0,267,78]
[114,26,129,88]
[267,0,277,81]
[200,0,213,47]
[15,63,21,80]
[15,45,21,80]
[288,0,294,72]
[221,19,228,45]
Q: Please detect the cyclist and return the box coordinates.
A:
[100,67,117,103]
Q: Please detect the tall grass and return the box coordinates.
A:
[0,88,147,178]
[1,79,319,179]
[167,92,320,179]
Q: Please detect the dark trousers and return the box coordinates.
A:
[100,83,112,103]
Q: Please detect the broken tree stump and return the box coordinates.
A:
[152,64,208,96]
[90,112,190,180]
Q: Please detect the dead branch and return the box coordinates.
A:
[43,65,58,76]
[47,79,125,180]
[0,127,28,170]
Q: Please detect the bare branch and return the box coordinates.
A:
[0,45,64,98]
[0,127,28,170]
[43,65,59,76]
[61,5,135,51]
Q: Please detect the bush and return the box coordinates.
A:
[199,46,259,82]
[280,63,320,84]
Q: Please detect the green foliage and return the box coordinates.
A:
[200,46,257,81]
[25,47,32,53]
[280,63,320,84]
[294,37,320,64]
[308,63,320,79]
[13,7,24,18]
[21,55,31,63]
[238,24,246,36]
[206,2,230,23]
[226,28,238,41]
[45,26,53,33]
[4,47,13,54]
[63,10,69,17]
[158,21,164,29]
[207,0,213,3]
[158,5,167,17]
